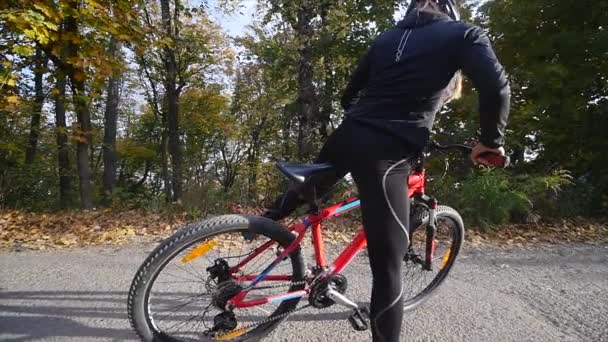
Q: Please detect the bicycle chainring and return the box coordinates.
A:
[309,274,348,309]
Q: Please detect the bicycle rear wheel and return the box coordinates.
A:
[127,215,306,341]
[402,205,464,310]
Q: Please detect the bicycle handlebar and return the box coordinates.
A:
[429,141,510,168]
[429,142,472,153]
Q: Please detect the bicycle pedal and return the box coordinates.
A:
[348,307,370,331]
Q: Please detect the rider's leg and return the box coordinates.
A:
[351,159,411,342]
[263,122,350,221]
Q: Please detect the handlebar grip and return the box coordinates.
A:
[477,152,510,168]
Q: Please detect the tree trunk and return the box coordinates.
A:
[72,77,93,209]
[319,58,334,139]
[282,104,293,160]
[25,47,48,164]
[133,160,150,190]
[102,38,121,205]
[160,120,172,202]
[64,2,93,209]
[55,73,71,208]
[160,0,182,203]
[318,2,333,140]
[294,5,317,160]
[247,149,258,202]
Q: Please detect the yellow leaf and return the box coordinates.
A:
[33,3,55,19]
[58,237,76,246]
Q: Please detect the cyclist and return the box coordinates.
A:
[264,1,510,341]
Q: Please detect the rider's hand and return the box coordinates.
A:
[471,143,505,166]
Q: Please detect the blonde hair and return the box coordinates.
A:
[446,71,463,102]
[417,0,444,15]
[416,0,464,102]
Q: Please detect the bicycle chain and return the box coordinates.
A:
[250,280,307,290]
[214,280,308,339]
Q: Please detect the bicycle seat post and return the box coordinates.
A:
[296,181,321,217]
[306,187,321,216]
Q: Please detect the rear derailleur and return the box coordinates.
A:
[203,259,242,336]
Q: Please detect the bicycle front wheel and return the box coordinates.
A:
[402,205,464,310]
[127,215,306,341]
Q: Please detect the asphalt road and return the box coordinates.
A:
[1,241,607,342]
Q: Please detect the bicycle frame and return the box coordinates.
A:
[226,169,427,309]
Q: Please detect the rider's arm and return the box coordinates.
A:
[457,26,511,149]
[340,45,374,111]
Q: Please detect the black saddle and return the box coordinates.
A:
[276,162,335,184]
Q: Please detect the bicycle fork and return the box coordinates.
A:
[424,199,438,271]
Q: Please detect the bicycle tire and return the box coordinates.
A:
[403,205,464,311]
[127,215,306,341]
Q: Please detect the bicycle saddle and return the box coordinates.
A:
[276,162,335,184]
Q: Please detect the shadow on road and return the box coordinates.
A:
[0,290,363,341]
[0,291,135,341]
[0,316,133,342]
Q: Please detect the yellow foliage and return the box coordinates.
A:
[116,140,157,162]
[6,96,20,105]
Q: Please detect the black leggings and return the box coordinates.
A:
[266,119,417,342]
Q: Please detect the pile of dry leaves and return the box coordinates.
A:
[0,210,188,250]
[466,219,608,247]
[0,209,606,251]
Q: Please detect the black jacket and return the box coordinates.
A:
[341,11,510,149]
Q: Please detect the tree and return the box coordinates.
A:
[481,0,608,213]
[136,1,233,203]
[260,0,404,160]
[24,46,48,164]
[54,72,72,208]
[62,0,94,209]
[1,0,142,208]
[159,0,183,203]
[102,38,122,204]
[229,67,279,200]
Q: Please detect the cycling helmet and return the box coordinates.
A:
[406,0,461,21]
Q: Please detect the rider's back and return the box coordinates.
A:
[345,11,510,150]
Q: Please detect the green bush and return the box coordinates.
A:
[433,168,574,229]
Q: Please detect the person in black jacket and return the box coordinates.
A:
[264,1,510,341]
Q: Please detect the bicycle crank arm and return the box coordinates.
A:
[326,288,359,310]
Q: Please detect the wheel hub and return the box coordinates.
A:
[212,280,243,310]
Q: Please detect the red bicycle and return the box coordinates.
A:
[127,142,508,341]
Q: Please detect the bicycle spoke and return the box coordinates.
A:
[155,279,204,285]
[165,306,208,335]
[156,292,210,318]
[161,271,201,283]
[172,263,207,283]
